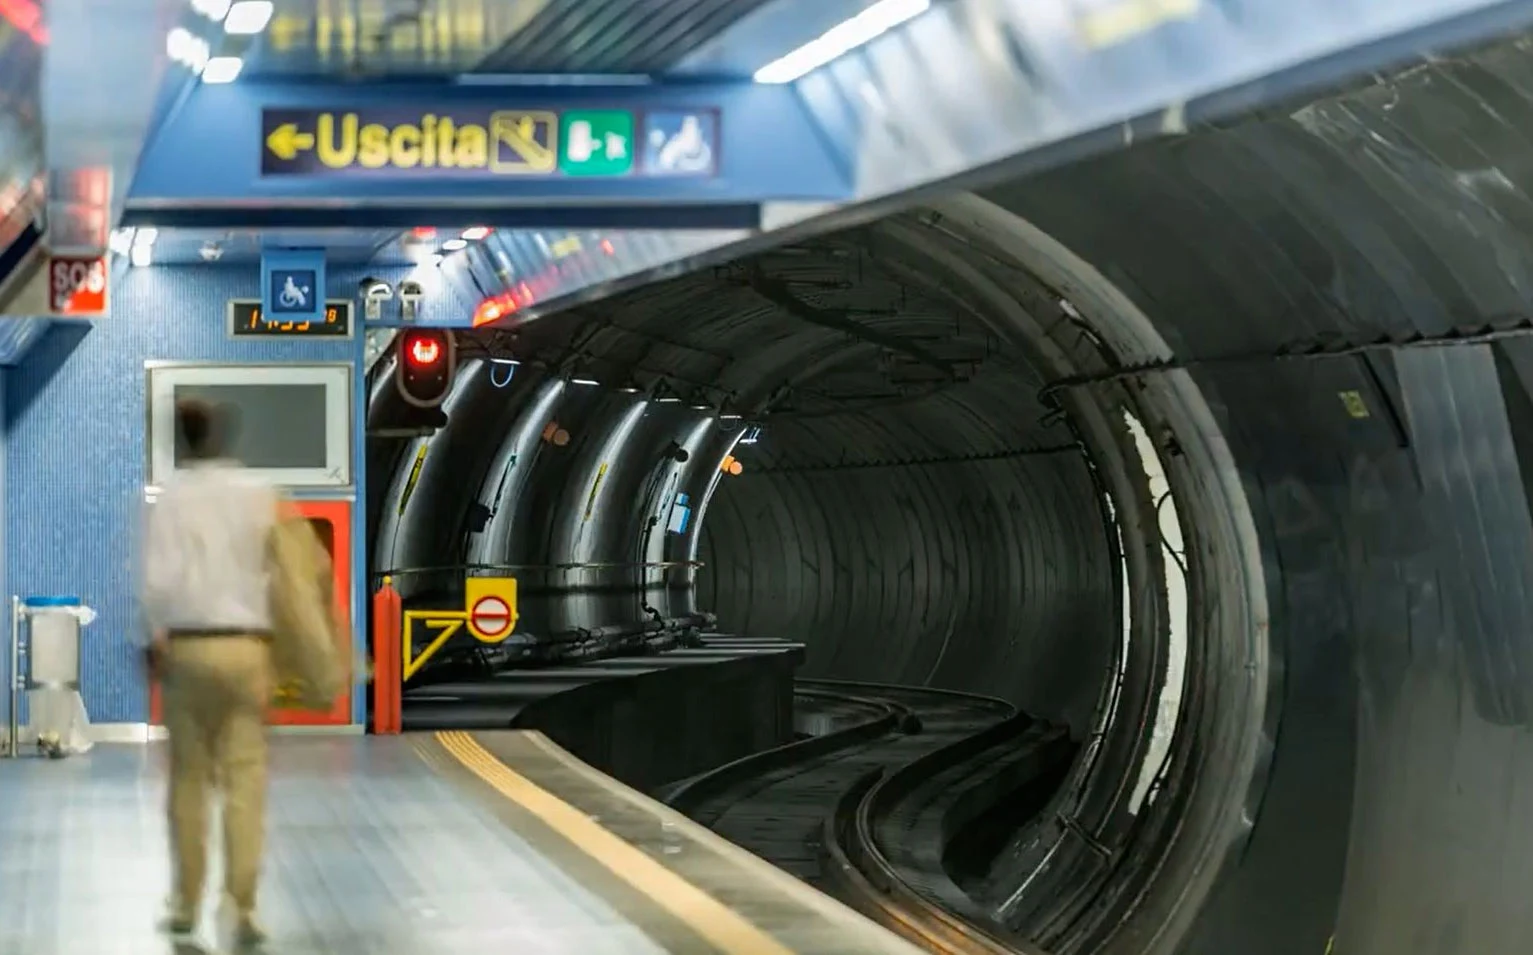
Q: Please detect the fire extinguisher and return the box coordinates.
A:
[372,576,403,734]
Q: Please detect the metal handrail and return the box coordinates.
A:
[372,560,704,583]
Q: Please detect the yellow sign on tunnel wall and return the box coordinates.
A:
[402,575,519,680]
[465,576,518,641]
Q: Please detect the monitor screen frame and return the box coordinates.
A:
[145,361,353,490]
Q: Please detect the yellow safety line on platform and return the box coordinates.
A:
[435,731,795,955]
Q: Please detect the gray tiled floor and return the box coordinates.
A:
[0,739,669,954]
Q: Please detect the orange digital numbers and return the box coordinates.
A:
[231,300,350,338]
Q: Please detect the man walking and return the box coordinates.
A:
[140,399,293,947]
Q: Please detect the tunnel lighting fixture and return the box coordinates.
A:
[201,56,244,83]
[489,358,520,366]
[690,403,711,411]
[753,0,931,84]
[618,385,641,394]
[133,228,158,247]
[461,227,492,241]
[190,0,232,21]
[571,377,599,386]
[656,395,681,403]
[719,412,743,421]
[223,0,274,34]
[130,245,153,268]
[441,238,468,252]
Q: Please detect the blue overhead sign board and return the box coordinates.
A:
[261,106,720,180]
[127,84,845,229]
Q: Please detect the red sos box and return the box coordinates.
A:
[149,499,354,727]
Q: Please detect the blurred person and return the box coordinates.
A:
[140,398,341,948]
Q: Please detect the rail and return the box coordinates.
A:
[823,711,1058,955]
[663,686,918,813]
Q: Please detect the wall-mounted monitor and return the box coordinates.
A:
[146,362,352,489]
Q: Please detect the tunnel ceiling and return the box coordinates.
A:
[460,218,1084,469]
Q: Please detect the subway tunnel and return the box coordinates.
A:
[368,35,1533,955]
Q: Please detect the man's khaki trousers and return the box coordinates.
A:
[161,635,273,923]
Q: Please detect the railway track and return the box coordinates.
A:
[664,673,1073,954]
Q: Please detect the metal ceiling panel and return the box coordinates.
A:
[252,0,784,78]
[255,0,546,77]
[472,0,779,75]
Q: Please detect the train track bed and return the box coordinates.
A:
[666,673,1015,891]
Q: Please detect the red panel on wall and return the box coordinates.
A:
[149,498,354,727]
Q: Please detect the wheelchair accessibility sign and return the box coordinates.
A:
[642,110,719,177]
[260,250,327,326]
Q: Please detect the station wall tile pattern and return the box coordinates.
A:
[2,264,473,723]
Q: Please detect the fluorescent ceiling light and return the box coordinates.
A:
[108,228,134,256]
[130,245,153,268]
[719,413,742,420]
[166,28,211,72]
[489,358,520,366]
[754,0,931,84]
[223,0,274,34]
[133,227,158,246]
[441,238,468,251]
[461,227,492,241]
[571,377,599,386]
[191,0,232,21]
[201,56,244,83]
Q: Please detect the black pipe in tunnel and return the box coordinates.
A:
[369,30,1533,955]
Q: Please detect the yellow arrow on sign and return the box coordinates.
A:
[266,123,316,161]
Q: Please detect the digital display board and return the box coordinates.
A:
[228,299,352,338]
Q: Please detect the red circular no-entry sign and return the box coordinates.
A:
[470,594,512,638]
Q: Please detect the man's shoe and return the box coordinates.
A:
[234,920,267,949]
[218,901,267,951]
[159,913,196,936]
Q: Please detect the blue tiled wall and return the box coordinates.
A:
[3,263,472,723]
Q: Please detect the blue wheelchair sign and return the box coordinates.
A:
[260,250,326,325]
[269,269,316,314]
[642,111,718,177]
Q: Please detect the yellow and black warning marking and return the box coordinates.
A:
[1338,390,1370,419]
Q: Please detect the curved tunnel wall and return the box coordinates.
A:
[370,40,1533,954]
[696,391,1114,737]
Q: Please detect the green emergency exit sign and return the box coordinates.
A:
[558,110,635,177]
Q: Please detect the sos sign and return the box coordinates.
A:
[48,255,109,317]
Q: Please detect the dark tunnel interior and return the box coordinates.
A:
[368,32,1533,955]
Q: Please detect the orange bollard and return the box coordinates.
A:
[372,576,403,734]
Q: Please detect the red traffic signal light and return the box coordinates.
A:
[406,335,442,367]
[395,329,455,408]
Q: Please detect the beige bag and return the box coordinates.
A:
[266,514,345,710]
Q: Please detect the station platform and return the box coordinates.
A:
[0,731,922,954]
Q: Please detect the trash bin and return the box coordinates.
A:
[23,596,96,758]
